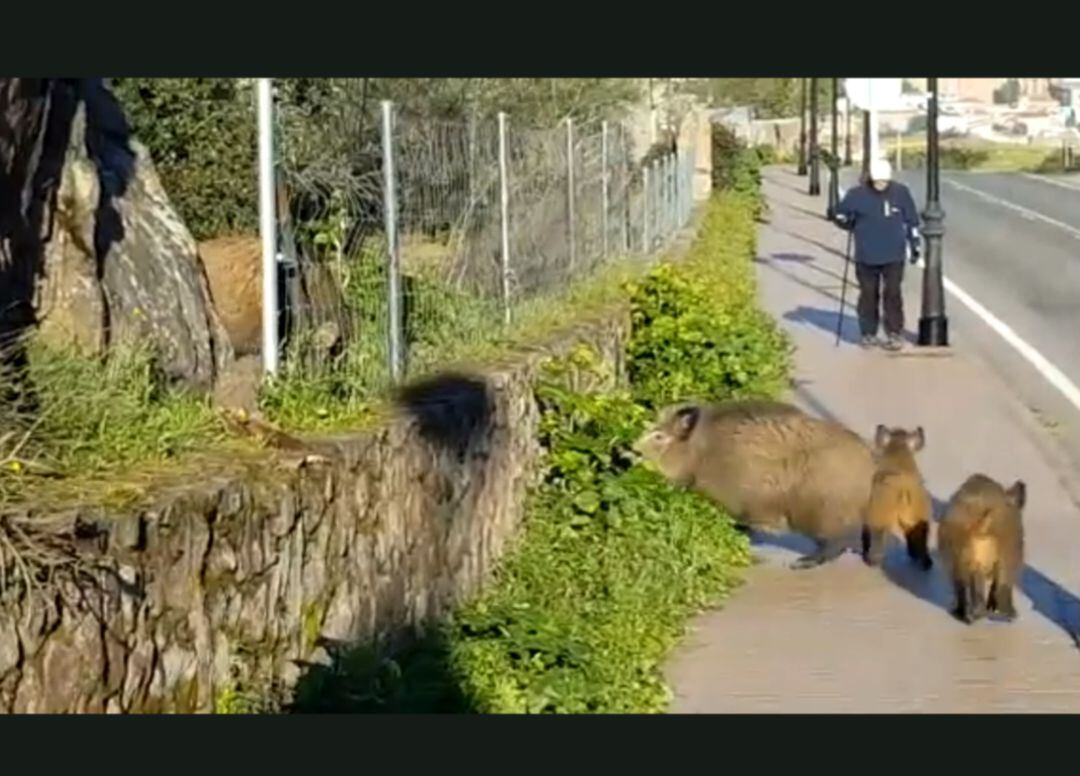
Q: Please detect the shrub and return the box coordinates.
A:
[110,78,258,241]
[626,192,792,408]
[754,144,778,165]
[442,352,751,713]
[711,124,765,219]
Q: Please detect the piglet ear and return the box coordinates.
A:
[874,424,889,449]
[910,426,926,452]
[1006,480,1027,511]
[674,405,701,440]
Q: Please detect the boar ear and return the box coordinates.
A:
[1006,480,1026,510]
[674,405,701,440]
[910,426,925,452]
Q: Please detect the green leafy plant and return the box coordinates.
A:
[626,192,792,409]
[437,341,751,713]
[711,124,765,219]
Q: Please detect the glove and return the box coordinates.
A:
[909,241,922,264]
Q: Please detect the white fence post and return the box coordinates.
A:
[380,100,404,383]
[620,124,630,254]
[642,163,650,252]
[601,120,609,259]
[257,78,279,376]
[566,117,576,272]
[656,157,665,242]
[660,152,669,236]
[498,112,512,325]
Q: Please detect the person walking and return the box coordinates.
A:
[828,157,921,351]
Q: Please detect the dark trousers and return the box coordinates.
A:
[854,261,904,337]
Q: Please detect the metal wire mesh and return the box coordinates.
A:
[271,96,696,398]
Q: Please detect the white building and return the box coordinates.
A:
[1058,78,1080,107]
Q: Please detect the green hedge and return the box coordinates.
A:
[710,124,765,219]
[627,192,791,408]
[290,191,791,713]
[111,79,258,241]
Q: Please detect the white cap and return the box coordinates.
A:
[869,157,892,182]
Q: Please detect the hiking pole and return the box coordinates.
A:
[835,226,853,347]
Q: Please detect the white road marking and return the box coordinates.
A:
[1020,172,1080,192]
[915,265,1080,414]
[943,177,1080,240]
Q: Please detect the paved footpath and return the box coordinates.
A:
[663,167,1080,713]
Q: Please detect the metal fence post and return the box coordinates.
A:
[685,150,692,223]
[666,153,674,238]
[642,162,650,252]
[666,154,673,238]
[566,117,576,272]
[257,78,279,376]
[620,123,630,254]
[671,152,678,231]
[660,157,669,243]
[679,151,686,226]
[601,120,609,259]
[467,108,477,213]
[497,112,512,325]
[380,100,404,383]
[673,153,680,230]
[654,157,662,247]
[674,151,681,229]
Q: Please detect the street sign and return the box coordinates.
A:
[844,78,904,111]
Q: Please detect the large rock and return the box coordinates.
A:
[1,78,234,391]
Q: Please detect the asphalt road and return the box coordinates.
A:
[839,166,1080,476]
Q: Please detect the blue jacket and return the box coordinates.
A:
[833,181,920,265]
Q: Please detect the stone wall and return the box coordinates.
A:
[0,311,630,713]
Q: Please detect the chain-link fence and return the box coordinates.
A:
[271,97,697,399]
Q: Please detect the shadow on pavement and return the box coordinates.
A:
[784,304,861,345]
[882,549,1080,645]
[1019,566,1080,647]
[775,199,832,222]
[790,378,1080,646]
[767,223,850,262]
[770,176,815,195]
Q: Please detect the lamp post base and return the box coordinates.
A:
[917,315,949,347]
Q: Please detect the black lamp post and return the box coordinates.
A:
[809,78,821,195]
[861,109,872,182]
[798,79,808,176]
[828,77,840,213]
[844,94,853,166]
[918,77,949,347]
